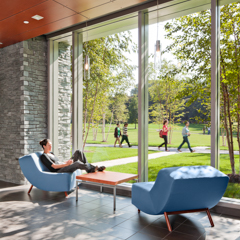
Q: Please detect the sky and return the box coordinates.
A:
[124,21,177,95]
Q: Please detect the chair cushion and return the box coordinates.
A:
[132,166,229,215]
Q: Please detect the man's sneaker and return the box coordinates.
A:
[191,150,195,153]
[87,165,98,173]
[97,166,106,172]
[177,149,182,152]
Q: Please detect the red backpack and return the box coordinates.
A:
[159,129,163,138]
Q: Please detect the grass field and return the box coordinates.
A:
[106,153,240,199]
[84,147,155,163]
[86,123,239,151]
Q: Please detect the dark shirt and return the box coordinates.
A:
[40,152,61,172]
[114,127,121,138]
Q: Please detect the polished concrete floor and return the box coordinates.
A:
[0,181,240,240]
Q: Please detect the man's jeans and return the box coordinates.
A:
[57,150,95,173]
[121,135,131,147]
[178,136,193,152]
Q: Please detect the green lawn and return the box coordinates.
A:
[84,147,155,163]
[106,153,240,199]
[86,123,239,151]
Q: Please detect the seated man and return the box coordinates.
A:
[39,139,105,173]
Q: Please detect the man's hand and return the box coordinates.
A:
[66,159,73,166]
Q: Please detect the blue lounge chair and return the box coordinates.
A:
[19,152,81,197]
[132,166,229,231]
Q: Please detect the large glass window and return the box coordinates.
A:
[219,2,240,199]
[48,0,240,198]
[146,3,212,181]
[77,16,140,175]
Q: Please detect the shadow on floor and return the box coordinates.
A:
[0,180,239,240]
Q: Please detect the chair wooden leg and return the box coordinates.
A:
[64,192,68,197]
[206,208,214,227]
[28,185,33,194]
[164,212,172,232]
[138,209,140,213]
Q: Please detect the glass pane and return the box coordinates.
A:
[81,16,139,177]
[220,2,240,199]
[147,5,211,182]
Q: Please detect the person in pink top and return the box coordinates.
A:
[158,119,170,152]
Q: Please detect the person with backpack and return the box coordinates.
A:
[114,123,122,147]
[158,119,170,151]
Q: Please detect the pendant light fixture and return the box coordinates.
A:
[154,0,161,75]
[84,21,90,80]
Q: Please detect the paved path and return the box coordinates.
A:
[94,151,177,167]
[87,143,239,167]
[86,143,239,154]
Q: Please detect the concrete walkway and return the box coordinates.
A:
[87,143,239,168]
[94,151,177,167]
[86,143,239,154]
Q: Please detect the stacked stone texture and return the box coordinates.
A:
[57,42,72,162]
[0,36,48,184]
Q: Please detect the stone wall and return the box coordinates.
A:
[0,36,48,184]
[21,37,48,157]
[0,42,24,183]
[57,42,72,161]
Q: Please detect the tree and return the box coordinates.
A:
[164,3,240,174]
[128,94,138,129]
[82,31,136,149]
[105,93,129,141]
[148,60,186,143]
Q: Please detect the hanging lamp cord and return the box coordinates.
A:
[157,0,159,40]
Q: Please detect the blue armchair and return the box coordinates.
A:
[19,152,81,196]
[132,166,229,231]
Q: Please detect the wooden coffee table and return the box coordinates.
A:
[76,171,138,213]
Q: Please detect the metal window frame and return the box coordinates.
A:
[48,0,221,182]
[48,39,59,155]
[211,0,220,169]
[138,10,149,182]
[72,32,83,152]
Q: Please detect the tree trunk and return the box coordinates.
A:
[82,40,109,150]
[221,80,235,175]
[92,121,95,141]
[83,81,99,151]
[232,20,240,174]
[94,121,99,141]
[82,81,89,143]
[106,110,114,141]
[102,113,106,142]
[221,127,225,146]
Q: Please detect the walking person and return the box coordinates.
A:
[114,123,122,147]
[202,126,206,134]
[177,121,195,153]
[120,123,132,147]
[158,119,170,152]
[208,126,211,135]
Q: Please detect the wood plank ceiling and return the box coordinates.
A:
[0,0,148,48]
